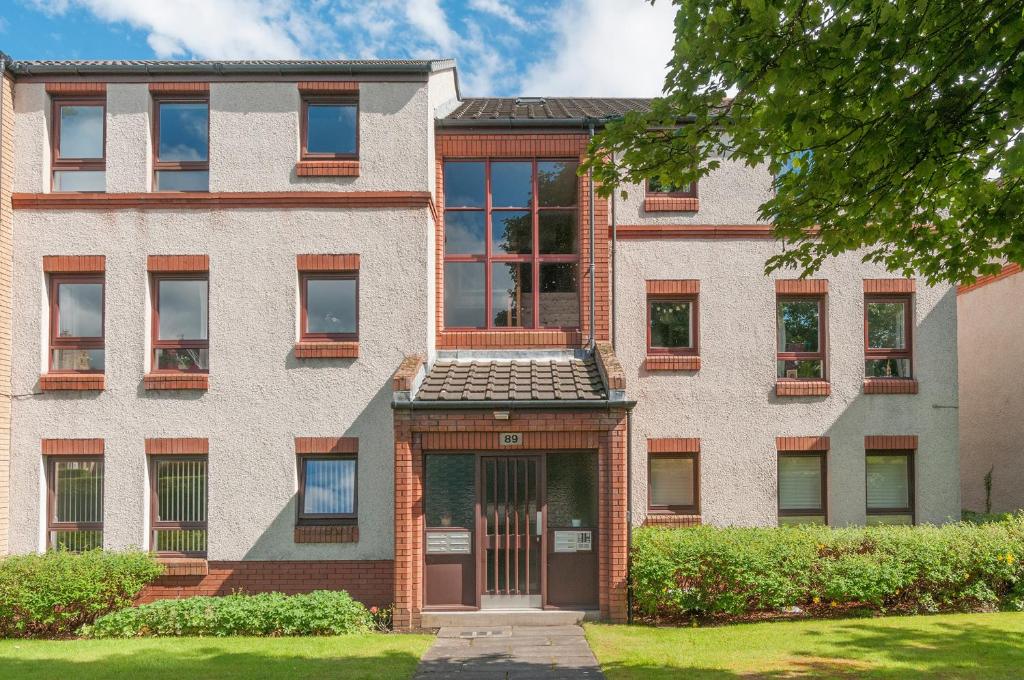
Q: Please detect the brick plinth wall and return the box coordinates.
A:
[138,560,394,606]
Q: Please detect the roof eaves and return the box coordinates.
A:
[6,59,452,77]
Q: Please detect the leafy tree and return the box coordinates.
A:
[582,0,1024,284]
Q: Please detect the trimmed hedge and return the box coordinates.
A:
[0,550,164,638]
[632,516,1024,621]
[83,590,374,638]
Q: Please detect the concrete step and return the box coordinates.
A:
[421,609,599,628]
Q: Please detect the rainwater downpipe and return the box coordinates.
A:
[587,123,596,350]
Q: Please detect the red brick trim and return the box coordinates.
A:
[41,438,104,455]
[148,82,210,95]
[614,224,775,239]
[644,356,701,372]
[42,255,105,273]
[643,514,702,528]
[864,378,919,395]
[643,196,699,212]
[865,435,918,450]
[294,341,359,359]
[294,525,359,543]
[648,437,700,454]
[144,373,209,390]
[393,354,425,392]
[776,436,830,452]
[776,380,831,397]
[145,438,209,455]
[158,558,209,577]
[594,341,625,390]
[296,254,360,271]
[12,191,435,211]
[646,279,700,296]
[958,263,1022,295]
[295,437,359,454]
[147,254,209,272]
[40,374,105,391]
[295,160,360,177]
[421,430,601,451]
[45,82,107,96]
[864,279,916,294]
[437,330,584,349]
[776,279,828,295]
[297,81,360,94]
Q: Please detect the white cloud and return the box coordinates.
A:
[404,0,457,54]
[468,0,527,30]
[518,0,677,97]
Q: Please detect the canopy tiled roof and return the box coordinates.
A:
[445,97,652,122]
[417,358,607,402]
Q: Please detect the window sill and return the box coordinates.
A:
[144,373,209,391]
[294,524,359,544]
[40,373,105,391]
[644,196,699,212]
[296,160,360,177]
[437,329,584,350]
[864,378,919,395]
[776,380,831,397]
[644,355,701,372]
[644,513,702,528]
[294,341,359,359]
[157,557,209,577]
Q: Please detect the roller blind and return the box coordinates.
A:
[866,455,910,509]
[650,457,694,507]
[778,455,822,511]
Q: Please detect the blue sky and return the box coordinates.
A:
[0,0,678,97]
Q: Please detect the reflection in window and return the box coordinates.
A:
[155,100,209,192]
[304,101,357,156]
[649,301,692,349]
[153,276,209,372]
[301,457,356,516]
[302,275,357,339]
[777,298,824,379]
[865,297,913,378]
[50,276,104,372]
[52,101,105,191]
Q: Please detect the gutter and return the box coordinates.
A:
[8,60,454,77]
[392,398,636,411]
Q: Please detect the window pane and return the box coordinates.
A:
[867,302,906,349]
[492,263,533,328]
[53,460,103,523]
[865,358,912,378]
[155,348,209,372]
[59,105,104,159]
[443,161,485,208]
[547,452,597,527]
[306,103,357,155]
[492,211,532,254]
[51,530,103,552]
[158,279,208,341]
[539,263,579,328]
[425,454,475,528]
[778,359,824,379]
[57,282,103,338]
[648,178,693,195]
[444,262,485,328]
[866,455,910,510]
[650,301,691,349]
[303,458,355,514]
[778,300,819,352]
[445,211,486,255]
[155,529,207,554]
[650,457,694,507]
[491,161,532,207]
[156,170,209,192]
[778,455,822,511]
[537,161,577,206]
[158,102,208,161]
[306,278,356,335]
[54,170,105,192]
[156,459,207,523]
[539,212,577,254]
[52,349,105,371]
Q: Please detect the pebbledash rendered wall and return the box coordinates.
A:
[6,75,456,565]
[613,160,960,527]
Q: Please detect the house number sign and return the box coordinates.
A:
[499,432,522,447]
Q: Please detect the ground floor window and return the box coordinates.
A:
[150,457,208,555]
[47,457,103,551]
[778,453,827,525]
[298,455,357,522]
[866,451,914,525]
[648,453,699,514]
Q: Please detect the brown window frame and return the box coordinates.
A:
[442,158,581,331]
[646,178,697,199]
[48,274,105,374]
[151,272,209,374]
[149,455,208,557]
[647,452,700,515]
[296,453,358,524]
[777,294,828,381]
[152,95,210,191]
[777,451,828,523]
[864,294,914,378]
[51,96,107,191]
[646,295,699,356]
[299,271,359,342]
[865,450,915,523]
[46,455,104,550]
[300,95,359,161]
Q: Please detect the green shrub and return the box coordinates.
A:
[0,550,164,638]
[83,590,375,638]
[631,516,1024,621]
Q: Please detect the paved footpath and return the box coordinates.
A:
[413,625,605,679]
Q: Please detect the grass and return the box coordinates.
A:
[0,634,434,680]
[586,612,1024,679]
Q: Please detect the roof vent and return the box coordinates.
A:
[515,97,546,105]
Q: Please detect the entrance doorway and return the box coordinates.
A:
[480,455,542,609]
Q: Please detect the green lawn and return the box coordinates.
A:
[586,612,1024,679]
[0,634,434,680]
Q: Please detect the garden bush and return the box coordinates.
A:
[82,590,374,637]
[631,515,1024,622]
[0,549,164,638]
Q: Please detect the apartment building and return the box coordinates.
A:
[0,58,959,629]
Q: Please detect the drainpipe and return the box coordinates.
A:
[610,176,618,349]
[587,123,596,350]
[626,408,634,624]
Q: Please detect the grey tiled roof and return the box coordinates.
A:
[417,358,607,402]
[445,97,652,122]
[5,59,456,75]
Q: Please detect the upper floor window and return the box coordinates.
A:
[154,98,209,191]
[152,274,208,373]
[648,298,697,355]
[777,297,825,380]
[865,296,913,378]
[52,98,105,192]
[49,275,104,373]
[442,159,580,330]
[646,177,696,198]
[300,272,358,341]
[301,97,358,159]
[47,457,104,551]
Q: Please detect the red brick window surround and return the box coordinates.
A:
[644,177,699,213]
[647,438,700,517]
[296,254,360,359]
[297,82,359,177]
[151,83,210,192]
[864,280,917,394]
[149,450,208,557]
[776,279,829,396]
[294,437,359,544]
[42,256,106,392]
[44,438,105,552]
[644,280,700,372]
[776,436,829,526]
[146,255,209,391]
[49,84,106,193]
